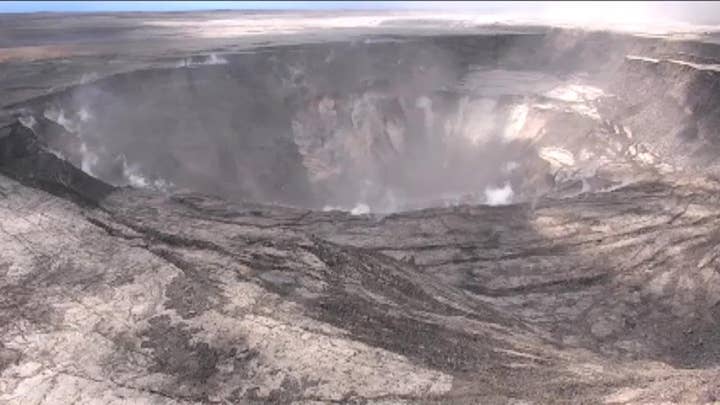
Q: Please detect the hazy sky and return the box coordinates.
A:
[2,1,720,26]
[5,1,447,12]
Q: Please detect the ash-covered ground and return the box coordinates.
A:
[1,10,720,404]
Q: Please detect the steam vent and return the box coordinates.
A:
[2,8,720,404]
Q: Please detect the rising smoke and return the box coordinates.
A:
[17,17,714,213]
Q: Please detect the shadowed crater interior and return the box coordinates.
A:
[15,32,720,213]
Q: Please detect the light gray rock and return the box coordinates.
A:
[2,13,720,404]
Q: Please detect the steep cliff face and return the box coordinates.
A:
[2,26,720,404]
[606,55,720,175]
[14,32,720,213]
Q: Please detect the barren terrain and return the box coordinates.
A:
[1,11,720,404]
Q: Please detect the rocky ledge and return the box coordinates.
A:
[1,119,720,404]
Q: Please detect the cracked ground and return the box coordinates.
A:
[2,10,720,405]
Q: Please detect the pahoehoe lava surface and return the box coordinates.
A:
[1,11,720,404]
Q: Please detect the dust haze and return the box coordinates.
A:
[15,7,716,213]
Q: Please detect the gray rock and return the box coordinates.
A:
[2,12,720,404]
